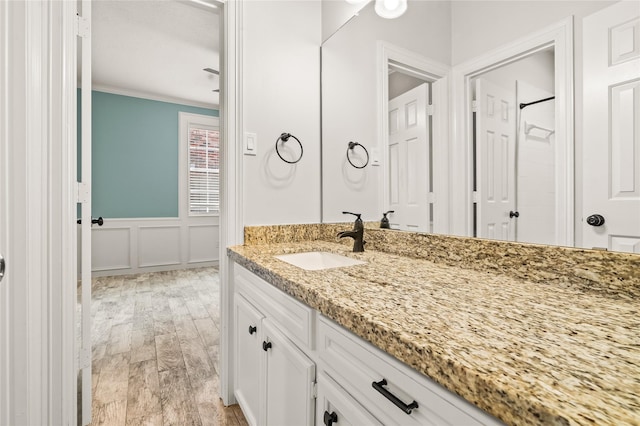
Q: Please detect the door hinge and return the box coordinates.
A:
[471,100,478,112]
[312,381,317,399]
[472,191,479,203]
[75,15,90,38]
[428,192,436,203]
[427,104,435,116]
[76,182,90,204]
[79,347,91,370]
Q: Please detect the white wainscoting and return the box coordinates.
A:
[87,216,219,277]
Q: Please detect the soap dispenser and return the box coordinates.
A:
[380,211,394,229]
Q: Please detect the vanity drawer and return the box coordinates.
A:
[317,371,383,426]
[234,264,315,350]
[318,316,502,426]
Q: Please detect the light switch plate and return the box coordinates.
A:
[370,147,380,166]
[244,132,257,156]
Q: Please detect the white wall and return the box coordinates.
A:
[322,0,370,43]
[451,1,615,65]
[322,0,451,223]
[516,81,556,245]
[242,0,322,225]
[389,71,426,100]
[476,49,555,94]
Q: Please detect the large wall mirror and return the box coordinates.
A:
[321,0,640,254]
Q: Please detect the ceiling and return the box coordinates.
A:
[92,0,220,108]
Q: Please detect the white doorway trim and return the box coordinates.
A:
[1,1,77,423]
[219,0,243,406]
[450,17,574,246]
[377,41,450,234]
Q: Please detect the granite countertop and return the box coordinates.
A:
[228,240,640,426]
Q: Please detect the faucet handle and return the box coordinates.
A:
[342,211,362,220]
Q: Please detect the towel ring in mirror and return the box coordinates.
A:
[275,132,303,164]
[347,141,369,169]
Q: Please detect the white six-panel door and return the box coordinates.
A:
[475,78,517,241]
[388,83,431,232]
[583,1,640,252]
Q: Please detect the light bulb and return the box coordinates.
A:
[384,0,399,9]
[374,0,407,19]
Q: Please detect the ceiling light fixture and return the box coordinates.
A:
[374,0,407,19]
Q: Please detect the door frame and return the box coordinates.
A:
[0,1,77,423]
[219,0,244,405]
[377,41,450,234]
[450,17,574,246]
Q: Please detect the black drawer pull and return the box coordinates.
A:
[248,325,257,335]
[262,341,272,351]
[323,411,338,426]
[372,379,418,414]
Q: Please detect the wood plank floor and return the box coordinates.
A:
[80,267,247,426]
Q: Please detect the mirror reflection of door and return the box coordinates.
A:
[582,1,640,253]
[472,48,557,245]
[387,65,432,232]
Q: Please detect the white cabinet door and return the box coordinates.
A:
[316,372,382,426]
[583,1,640,252]
[263,319,316,426]
[234,294,265,426]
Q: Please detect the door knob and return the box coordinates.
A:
[587,214,605,227]
[323,411,338,426]
[0,253,5,283]
[76,217,104,226]
[509,211,520,218]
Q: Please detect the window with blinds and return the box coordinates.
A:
[188,127,219,214]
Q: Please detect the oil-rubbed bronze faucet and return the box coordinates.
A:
[337,211,365,252]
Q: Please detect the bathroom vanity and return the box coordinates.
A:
[227,224,640,426]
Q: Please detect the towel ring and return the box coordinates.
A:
[275,132,303,164]
[346,141,369,169]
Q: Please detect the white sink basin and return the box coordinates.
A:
[274,251,366,271]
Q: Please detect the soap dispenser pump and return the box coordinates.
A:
[380,211,394,229]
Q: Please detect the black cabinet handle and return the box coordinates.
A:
[372,379,418,414]
[262,341,272,351]
[323,411,338,426]
[509,211,519,218]
[248,325,257,335]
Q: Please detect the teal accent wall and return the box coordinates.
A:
[79,90,218,218]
